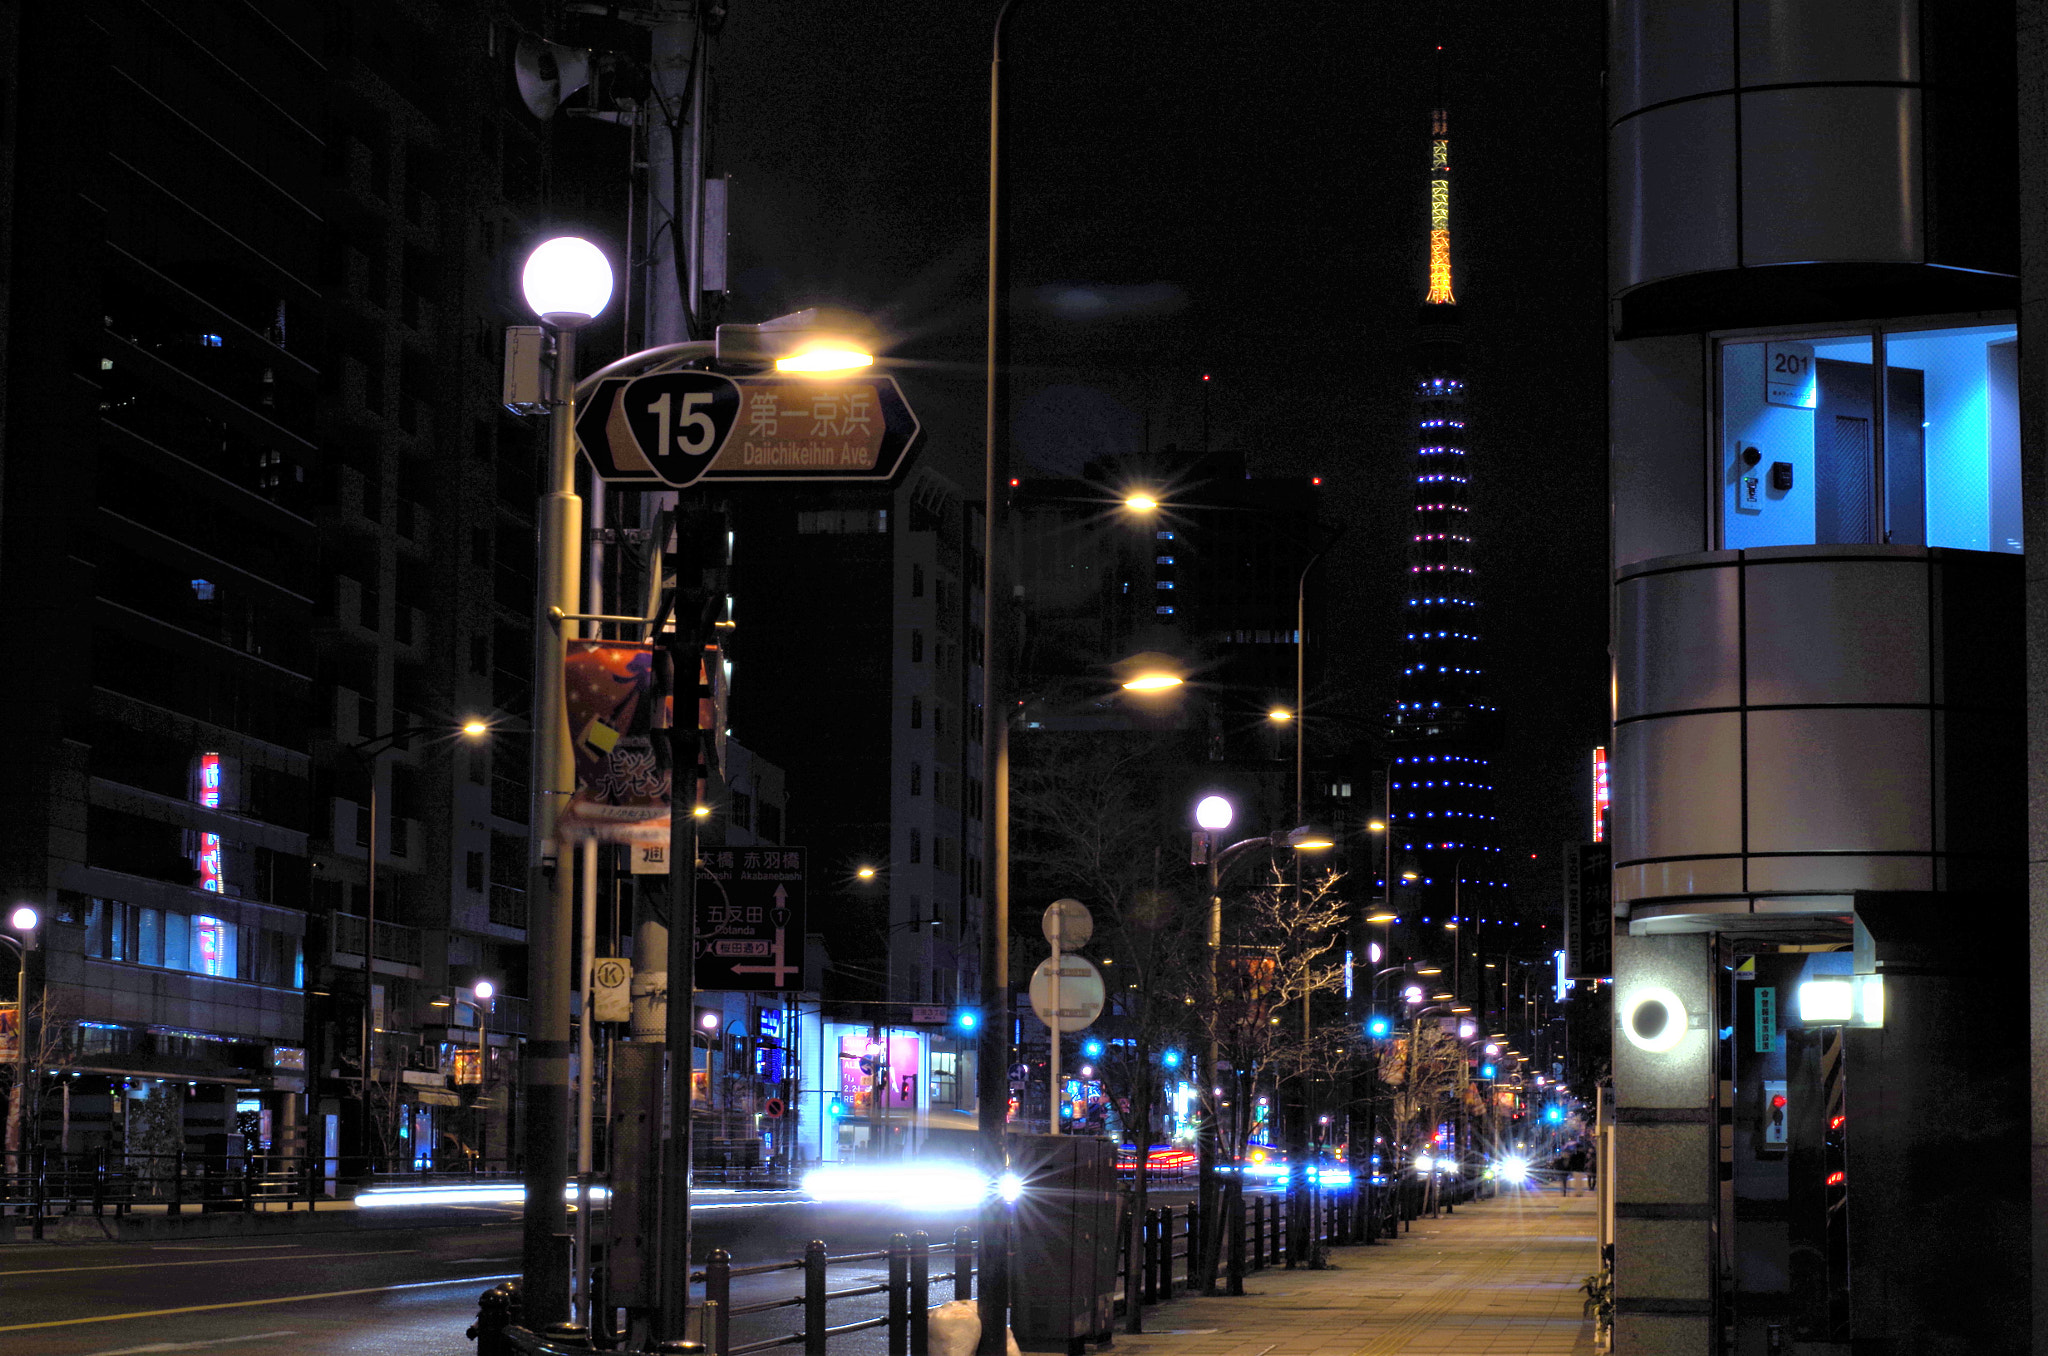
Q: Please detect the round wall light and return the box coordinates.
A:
[1622,985,1688,1054]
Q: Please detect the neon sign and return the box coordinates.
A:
[198,753,223,894]
[1592,746,1610,842]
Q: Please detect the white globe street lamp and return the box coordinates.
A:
[1194,796,1234,832]
[521,236,614,328]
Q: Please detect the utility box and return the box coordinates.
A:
[502,325,549,414]
[1011,1134,1120,1350]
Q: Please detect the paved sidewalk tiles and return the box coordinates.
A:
[1103,1191,1598,1356]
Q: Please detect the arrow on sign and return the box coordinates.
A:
[731,884,801,987]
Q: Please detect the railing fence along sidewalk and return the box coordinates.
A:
[468,1171,1493,1356]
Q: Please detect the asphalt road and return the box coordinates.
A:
[0,1187,1156,1355]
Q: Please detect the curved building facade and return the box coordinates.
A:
[1604,3,2031,1352]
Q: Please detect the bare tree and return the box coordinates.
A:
[1011,732,1208,1329]
[1376,1019,1474,1159]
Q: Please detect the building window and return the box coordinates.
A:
[1720,322,2021,554]
[909,828,922,864]
[466,850,485,891]
[910,697,923,729]
[911,628,924,662]
[911,563,925,597]
[910,763,922,796]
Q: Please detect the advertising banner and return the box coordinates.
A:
[1563,840,1613,979]
[0,1002,15,1062]
[560,640,668,843]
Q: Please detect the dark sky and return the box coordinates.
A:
[710,2,1611,918]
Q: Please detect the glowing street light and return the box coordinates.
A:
[521,236,615,328]
[1122,671,1183,692]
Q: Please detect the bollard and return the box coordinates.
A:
[466,1280,520,1356]
[541,1323,592,1350]
[1142,1208,1160,1304]
[1227,1192,1246,1296]
[953,1225,974,1301]
[706,1249,733,1356]
[804,1240,829,1356]
[887,1232,910,1356]
[1249,1193,1263,1273]
[1165,1206,1179,1296]
[910,1230,931,1356]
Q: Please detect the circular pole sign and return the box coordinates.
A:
[1029,954,1107,1033]
[1042,898,1093,952]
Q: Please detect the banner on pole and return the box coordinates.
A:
[560,640,669,843]
[0,1002,17,1062]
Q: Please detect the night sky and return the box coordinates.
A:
[708,2,1611,920]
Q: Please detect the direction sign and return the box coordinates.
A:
[695,846,808,992]
[577,370,920,488]
[1029,954,1107,1033]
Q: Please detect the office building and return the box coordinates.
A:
[1604,3,2030,1349]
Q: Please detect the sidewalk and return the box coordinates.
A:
[1110,1190,1599,1356]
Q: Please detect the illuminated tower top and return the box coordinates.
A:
[1426,107,1455,305]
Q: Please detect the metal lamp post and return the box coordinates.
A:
[3,906,39,1182]
[349,719,490,1182]
[518,234,614,1326]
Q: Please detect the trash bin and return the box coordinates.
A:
[1010,1135,1118,1351]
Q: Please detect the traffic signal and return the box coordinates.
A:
[1162,1049,1182,1068]
[1366,1014,1392,1039]
[1762,1079,1789,1148]
[953,1008,981,1034]
[827,1098,848,1118]
[1480,1063,1497,1080]
[1082,1038,1104,1058]
[1544,1104,1564,1125]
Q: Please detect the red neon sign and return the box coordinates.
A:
[198,753,224,894]
[1592,747,1610,843]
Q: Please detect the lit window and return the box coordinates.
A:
[1720,323,2020,553]
[1156,531,1175,540]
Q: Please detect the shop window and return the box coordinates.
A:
[1720,323,2020,553]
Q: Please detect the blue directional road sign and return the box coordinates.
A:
[695,846,807,992]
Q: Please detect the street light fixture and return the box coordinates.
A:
[1121,671,1183,692]
[3,906,37,1178]
[1123,492,1160,512]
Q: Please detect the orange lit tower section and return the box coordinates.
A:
[1426,108,1455,305]
[1388,103,1502,942]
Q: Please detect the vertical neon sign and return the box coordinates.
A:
[1592,746,1610,843]
[198,753,224,893]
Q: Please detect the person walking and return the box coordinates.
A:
[1566,1142,1589,1196]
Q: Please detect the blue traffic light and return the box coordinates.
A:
[1544,1105,1565,1124]
[954,1008,980,1033]
[1480,1063,1497,1079]
[1082,1038,1104,1058]
[828,1098,848,1118]
[1162,1049,1182,1069]
[1366,1014,1392,1039]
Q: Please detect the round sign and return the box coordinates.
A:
[1029,954,1107,1033]
[763,1097,785,1119]
[1042,898,1093,952]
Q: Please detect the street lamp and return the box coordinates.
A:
[1188,796,1329,1292]
[349,719,491,1182]
[3,906,38,1179]
[519,232,614,1328]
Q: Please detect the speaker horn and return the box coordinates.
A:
[513,37,591,122]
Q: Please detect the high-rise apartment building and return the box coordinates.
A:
[0,4,546,1176]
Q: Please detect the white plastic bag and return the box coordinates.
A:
[928,1300,1022,1356]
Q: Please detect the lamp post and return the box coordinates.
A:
[349,719,490,1182]
[1188,796,1330,1293]
[4,906,38,1181]
[518,234,614,1326]
[474,980,494,1167]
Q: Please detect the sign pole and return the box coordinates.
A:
[658,626,701,1342]
[1047,913,1061,1137]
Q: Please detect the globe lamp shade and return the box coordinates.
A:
[474,980,495,1002]
[522,236,614,327]
[9,905,36,932]
[1194,796,1234,832]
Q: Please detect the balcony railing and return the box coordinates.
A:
[332,912,423,967]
